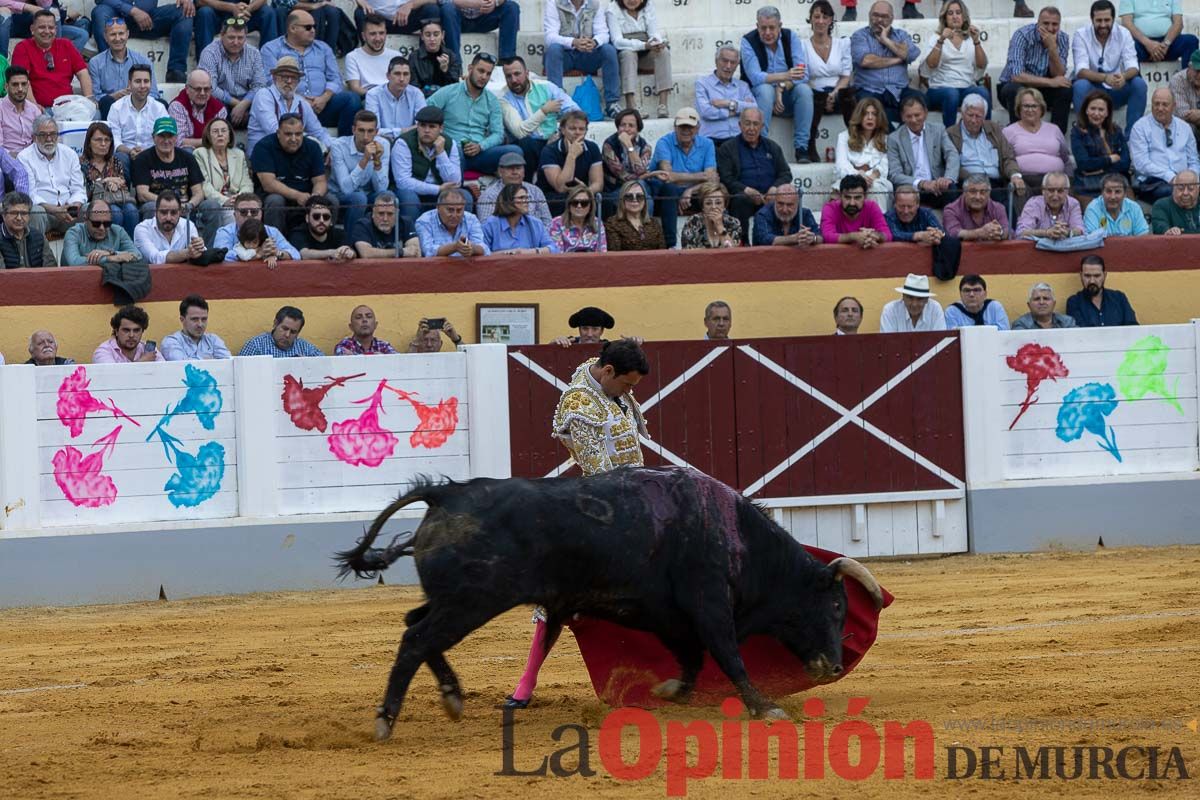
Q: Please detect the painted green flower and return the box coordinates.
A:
[1117,336,1183,415]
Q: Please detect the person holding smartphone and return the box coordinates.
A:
[407,317,463,352]
[92,305,165,364]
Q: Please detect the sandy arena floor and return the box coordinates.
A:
[1,545,1198,799]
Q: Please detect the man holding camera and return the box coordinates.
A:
[408,317,463,352]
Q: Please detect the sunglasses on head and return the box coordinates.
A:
[225,17,247,27]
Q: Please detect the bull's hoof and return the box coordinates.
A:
[651,679,691,702]
[374,716,394,742]
[441,691,464,721]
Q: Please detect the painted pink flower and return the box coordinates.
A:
[328,381,399,467]
[1006,343,1069,430]
[384,386,460,449]
[281,373,366,432]
[56,366,139,438]
[52,426,122,508]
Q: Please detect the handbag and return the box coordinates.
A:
[572,76,604,122]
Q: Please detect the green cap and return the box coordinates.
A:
[1191,50,1200,70]
[153,117,178,136]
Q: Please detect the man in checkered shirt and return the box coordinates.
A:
[238,305,325,358]
[998,6,1072,132]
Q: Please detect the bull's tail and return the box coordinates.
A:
[334,477,445,580]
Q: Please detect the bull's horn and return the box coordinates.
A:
[830,558,884,611]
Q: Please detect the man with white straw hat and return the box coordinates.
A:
[879,273,947,332]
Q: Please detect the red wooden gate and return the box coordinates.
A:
[507,332,964,498]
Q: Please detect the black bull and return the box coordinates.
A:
[336,466,883,740]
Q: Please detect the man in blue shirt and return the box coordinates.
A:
[260,9,361,136]
[651,107,717,248]
[214,193,301,261]
[87,17,159,118]
[1120,0,1199,72]
[944,274,1011,329]
[161,295,233,361]
[750,184,819,246]
[238,306,325,358]
[849,1,922,130]
[1129,87,1200,201]
[695,46,757,148]
[1083,173,1150,236]
[739,6,814,163]
[997,6,1072,132]
[885,185,947,243]
[416,187,489,257]
[193,0,278,55]
[331,110,391,234]
[1066,254,1139,327]
[365,56,427,142]
[91,0,194,83]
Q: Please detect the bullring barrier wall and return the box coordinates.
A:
[4,237,1200,365]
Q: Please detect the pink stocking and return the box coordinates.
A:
[511,619,550,701]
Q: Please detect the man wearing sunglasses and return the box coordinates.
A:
[61,199,144,267]
[261,9,361,136]
[213,192,301,260]
[193,0,279,54]
[10,9,93,110]
[291,194,357,261]
[91,0,195,84]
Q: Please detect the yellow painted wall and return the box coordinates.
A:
[2,270,1194,364]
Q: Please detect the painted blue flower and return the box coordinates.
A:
[174,365,222,430]
[1056,382,1122,462]
[163,441,226,508]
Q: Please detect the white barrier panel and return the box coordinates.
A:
[961,324,1200,485]
[270,354,471,514]
[0,347,511,534]
[36,361,239,528]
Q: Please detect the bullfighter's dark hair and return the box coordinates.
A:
[598,338,650,376]
[110,305,150,333]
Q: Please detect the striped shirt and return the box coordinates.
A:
[237,332,325,358]
[1000,23,1069,83]
[196,40,270,106]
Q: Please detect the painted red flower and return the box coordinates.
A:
[384,386,460,449]
[327,381,399,467]
[52,426,122,508]
[281,373,366,432]
[56,366,139,438]
[1006,343,1069,429]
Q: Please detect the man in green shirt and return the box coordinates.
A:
[1150,169,1200,234]
[62,200,145,266]
[426,52,522,176]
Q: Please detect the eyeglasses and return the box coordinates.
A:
[310,213,332,221]
[89,219,112,228]
[34,131,58,140]
[43,51,54,71]
[295,23,316,31]
[569,199,591,208]
[4,208,29,216]
[235,207,261,216]
[624,194,646,202]
[1042,186,1068,194]
[188,85,212,93]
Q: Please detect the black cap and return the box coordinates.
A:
[415,106,445,124]
[568,306,615,329]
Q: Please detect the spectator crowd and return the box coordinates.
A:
[0,0,1195,360]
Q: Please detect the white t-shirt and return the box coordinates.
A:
[345,47,402,92]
